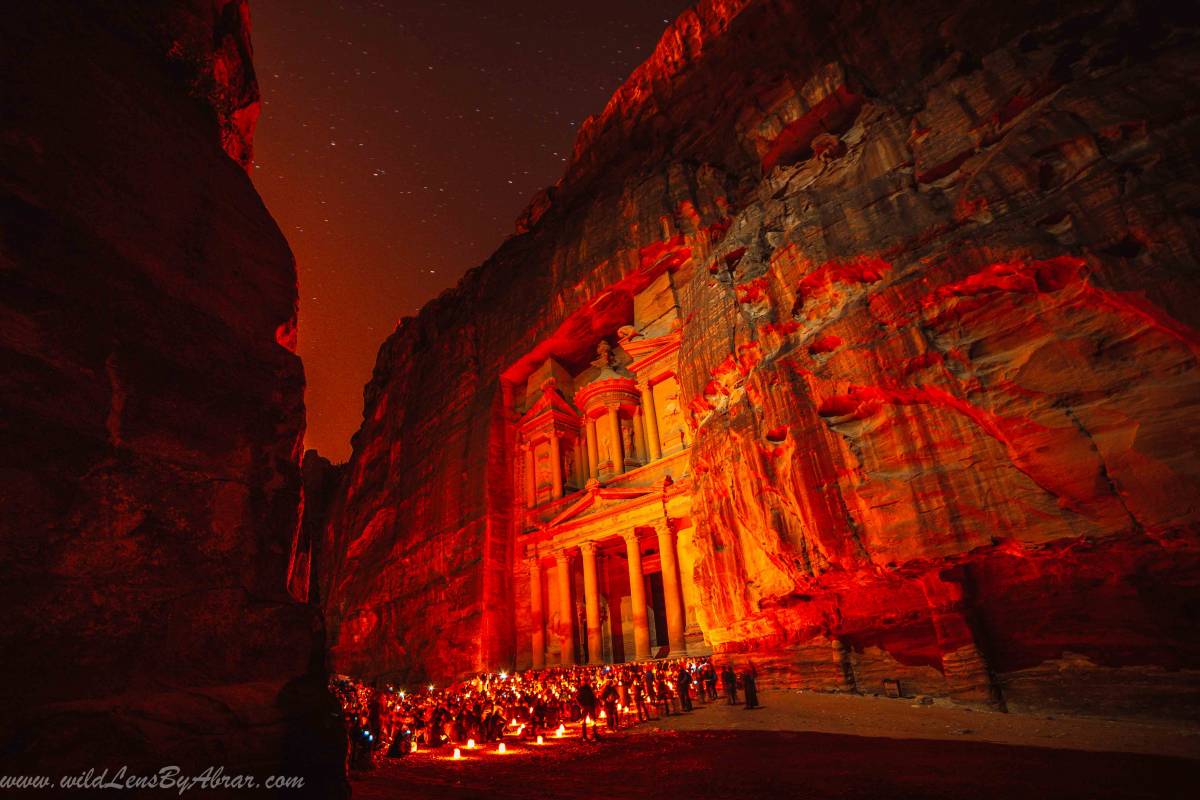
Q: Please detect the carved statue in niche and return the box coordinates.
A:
[535,446,551,487]
[597,423,612,467]
[662,387,687,449]
[563,445,575,485]
[592,340,613,369]
[621,421,634,461]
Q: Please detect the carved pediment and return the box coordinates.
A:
[545,485,657,528]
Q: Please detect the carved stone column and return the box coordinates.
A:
[585,416,599,479]
[528,556,545,669]
[622,531,650,661]
[580,541,603,664]
[549,431,564,499]
[523,443,536,508]
[607,404,624,475]
[555,549,575,666]
[654,521,687,656]
[632,408,647,465]
[639,381,662,461]
[573,435,586,487]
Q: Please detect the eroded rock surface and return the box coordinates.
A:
[320,0,1200,718]
[0,1,344,790]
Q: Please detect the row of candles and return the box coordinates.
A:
[441,710,614,762]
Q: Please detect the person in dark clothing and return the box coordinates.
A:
[576,680,599,742]
[704,663,719,701]
[722,666,739,705]
[742,669,759,709]
[631,674,648,721]
[601,681,620,731]
[677,667,693,712]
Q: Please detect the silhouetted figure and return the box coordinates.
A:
[601,681,619,731]
[704,663,719,701]
[742,669,759,710]
[577,681,598,742]
[677,667,693,711]
[722,666,738,705]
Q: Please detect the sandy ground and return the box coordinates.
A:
[638,689,1200,760]
[351,693,1197,799]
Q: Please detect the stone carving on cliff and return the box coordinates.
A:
[317,0,1200,719]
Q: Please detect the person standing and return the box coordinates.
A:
[742,668,759,710]
[722,665,738,705]
[704,662,718,701]
[631,672,648,722]
[576,680,599,742]
[601,680,620,731]
[677,666,693,712]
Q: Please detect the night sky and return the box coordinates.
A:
[251,0,693,462]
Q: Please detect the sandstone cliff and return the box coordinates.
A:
[0,1,344,790]
[320,0,1200,718]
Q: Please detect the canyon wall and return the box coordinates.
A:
[320,0,1200,718]
[0,1,344,790]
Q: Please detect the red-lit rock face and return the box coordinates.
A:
[0,1,343,789]
[320,0,1200,717]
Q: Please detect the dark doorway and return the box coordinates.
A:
[648,571,669,649]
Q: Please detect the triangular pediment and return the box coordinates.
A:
[545,486,657,527]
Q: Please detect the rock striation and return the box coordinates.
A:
[320,0,1200,718]
[0,1,344,791]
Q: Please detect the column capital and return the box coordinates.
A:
[554,547,573,564]
[620,529,640,546]
[579,540,597,556]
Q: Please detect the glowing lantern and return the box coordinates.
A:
[499,671,508,680]
[585,716,593,725]
[467,739,476,749]
[411,742,418,753]
[498,742,507,754]
[511,718,518,726]
[428,684,435,692]
[452,748,462,760]
[599,709,607,719]
[555,724,565,738]
[536,735,544,745]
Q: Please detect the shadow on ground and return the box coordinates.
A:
[352,728,1191,800]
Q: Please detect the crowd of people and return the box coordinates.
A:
[331,657,760,771]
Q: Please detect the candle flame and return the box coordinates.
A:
[536,735,544,744]
[452,748,462,760]
[498,742,507,754]
[555,724,565,737]
[467,738,476,749]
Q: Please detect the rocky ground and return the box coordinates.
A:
[352,691,1197,799]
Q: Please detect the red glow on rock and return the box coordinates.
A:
[275,319,298,352]
[760,85,864,173]
[735,276,770,305]
[706,217,733,243]
[808,335,842,354]
[639,234,691,272]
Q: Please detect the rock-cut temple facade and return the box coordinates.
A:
[514,270,704,669]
